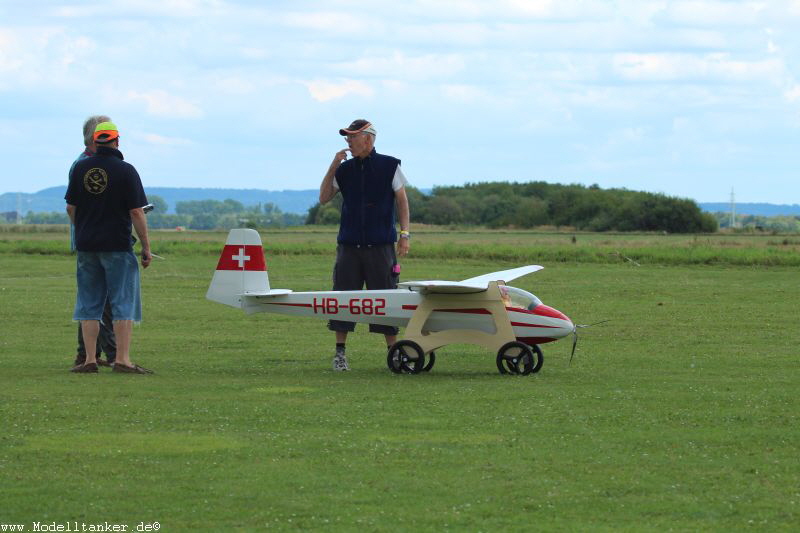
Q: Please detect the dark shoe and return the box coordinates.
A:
[73,355,86,367]
[97,359,113,367]
[70,362,98,373]
[112,363,153,374]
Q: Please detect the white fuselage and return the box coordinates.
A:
[242,288,573,345]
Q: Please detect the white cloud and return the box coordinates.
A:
[141,133,192,146]
[441,84,487,102]
[125,89,204,118]
[50,0,224,18]
[613,52,784,83]
[397,22,493,47]
[784,85,800,103]
[0,30,26,73]
[304,79,374,102]
[281,11,383,34]
[504,0,555,17]
[0,27,95,86]
[335,51,465,80]
[215,77,257,95]
[662,1,768,27]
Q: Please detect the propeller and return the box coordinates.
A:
[569,320,611,365]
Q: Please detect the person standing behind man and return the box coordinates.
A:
[69,115,117,370]
[66,121,153,374]
[319,119,411,371]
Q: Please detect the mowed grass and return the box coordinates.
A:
[1,229,798,531]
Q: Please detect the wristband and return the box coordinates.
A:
[399,230,410,240]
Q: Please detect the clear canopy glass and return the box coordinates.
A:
[499,285,541,310]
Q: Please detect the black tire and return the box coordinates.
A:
[422,351,436,372]
[496,341,534,375]
[529,344,544,374]
[387,340,425,374]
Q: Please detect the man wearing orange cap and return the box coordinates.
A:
[66,121,153,374]
[319,119,411,371]
[68,115,118,370]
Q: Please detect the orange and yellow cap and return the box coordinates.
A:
[93,121,119,143]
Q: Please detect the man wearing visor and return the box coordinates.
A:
[319,119,411,371]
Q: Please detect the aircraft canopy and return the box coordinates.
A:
[500,285,542,310]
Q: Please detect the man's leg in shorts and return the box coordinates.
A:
[81,321,100,365]
[113,320,133,367]
[75,324,87,365]
[327,245,363,337]
[97,299,117,363]
[102,251,141,368]
[363,245,400,344]
[74,252,107,366]
[328,245,368,369]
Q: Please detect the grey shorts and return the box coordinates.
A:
[328,244,399,335]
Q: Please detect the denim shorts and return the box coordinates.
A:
[74,251,142,322]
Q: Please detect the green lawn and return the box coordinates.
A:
[0,230,798,531]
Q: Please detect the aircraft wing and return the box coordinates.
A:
[459,265,543,285]
[397,280,488,294]
[399,266,543,294]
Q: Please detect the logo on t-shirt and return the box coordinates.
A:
[83,168,108,194]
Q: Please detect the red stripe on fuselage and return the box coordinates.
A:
[265,302,312,308]
[216,245,267,271]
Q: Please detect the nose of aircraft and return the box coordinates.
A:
[532,304,575,339]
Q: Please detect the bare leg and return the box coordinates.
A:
[80,321,100,365]
[113,320,133,367]
[335,331,348,344]
[384,334,397,347]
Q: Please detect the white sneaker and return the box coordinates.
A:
[333,353,350,371]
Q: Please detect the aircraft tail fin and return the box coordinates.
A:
[206,228,271,308]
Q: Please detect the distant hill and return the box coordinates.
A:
[3,186,798,218]
[699,203,800,216]
[0,186,320,215]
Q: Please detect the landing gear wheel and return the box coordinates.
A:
[422,351,436,372]
[387,340,425,374]
[496,341,534,375]
[530,344,544,374]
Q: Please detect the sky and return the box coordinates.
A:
[2,0,799,204]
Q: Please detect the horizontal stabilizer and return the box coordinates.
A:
[241,289,293,297]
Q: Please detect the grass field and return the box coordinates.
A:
[1,228,798,531]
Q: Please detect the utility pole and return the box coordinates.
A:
[729,188,736,229]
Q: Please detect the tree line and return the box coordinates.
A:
[711,212,800,233]
[306,181,719,233]
[21,196,304,229]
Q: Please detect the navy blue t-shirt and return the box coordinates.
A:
[65,146,147,252]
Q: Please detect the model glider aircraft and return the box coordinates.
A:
[207,229,575,375]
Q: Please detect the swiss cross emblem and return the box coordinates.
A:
[216,244,266,271]
[231,248,250,268]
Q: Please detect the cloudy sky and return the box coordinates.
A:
[2,0,799,203]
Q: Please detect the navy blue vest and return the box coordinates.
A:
[335,149,400,245]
